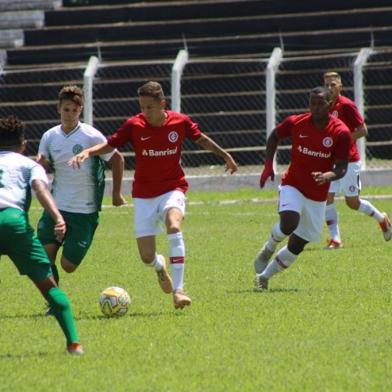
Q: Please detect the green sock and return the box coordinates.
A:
[46,287,79,346]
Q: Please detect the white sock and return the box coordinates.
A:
[325,203,341,242]
[261,246,298,279]
[146,254,164,271]
[266,223,286,251]
[358,199,384,222]
[168,232,185,291]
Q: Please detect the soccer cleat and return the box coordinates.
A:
[379,213,392,241]
[67,343,84,356]
[44,305,54,316]
[156,255,173,294]
[254,243,274,273]
[254,274,269,291]
[173,289,192,309]
[324,239,343,250]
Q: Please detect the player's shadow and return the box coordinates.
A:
[227,288,300,294]
[0,351,56,359]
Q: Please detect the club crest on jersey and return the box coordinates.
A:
[72,144,83,154]
[168,131,179,143]
[322,137,333,148]
[332,110,339,118]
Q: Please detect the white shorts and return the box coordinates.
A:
[329,161,361,197]
[133,190,186,238]
[279,185,326,243]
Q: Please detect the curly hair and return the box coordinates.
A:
[0,115,25,148]
[58,85,84,106]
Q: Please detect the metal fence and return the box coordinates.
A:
[1,47,391,176]
[83,47,392,174]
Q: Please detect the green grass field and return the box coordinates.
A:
[1,187,392,391]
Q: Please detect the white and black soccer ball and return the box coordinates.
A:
[99,286,131,317]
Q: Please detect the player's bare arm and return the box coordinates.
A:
[195,133,238,174]
[32,179,66,242]
[109,150,127,206]
[68,141,114,168]
[312,160,348,185]
[259,129,280,187]
[351,123,368,140]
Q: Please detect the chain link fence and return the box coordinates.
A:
[1,47,391,176]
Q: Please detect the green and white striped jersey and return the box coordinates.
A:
[0,151,48,212]
[39,122,114,213]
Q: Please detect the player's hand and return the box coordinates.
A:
[224,154,238,174]
[54,218,66,242]
[68,151,89,169]
[112,192,127,207]
[312,171,328,185]
[259,160,274,188]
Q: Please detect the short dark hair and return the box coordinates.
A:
[58,85,84,106]
[137,81,165,101]
[0,115,25,148]
[310,86,332,102]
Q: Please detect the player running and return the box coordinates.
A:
[0,115,83,355]
[69,81,238,309]
[323,71,391,249]
[254,87,352,290]
[36,85,126,305]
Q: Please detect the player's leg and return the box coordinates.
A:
[254,185,301,274]
[4,210,83,354]
[33,277,83,355]
[343,162,391,241]
[60,212,99,273]
[256,194,323,291]
[325,180,342,249]
[37,211,62,284]
[134,197,173,294]
[161,191,191,309]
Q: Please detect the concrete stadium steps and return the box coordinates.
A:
[0,66,84,84]
[182,93,264,113]
[0,0,61,12]
[7,25,392,66]
[26,9,392,46]
[54,0,392,25]
[0,83,64,102]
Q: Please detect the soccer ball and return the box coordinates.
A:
[99,286,131,317]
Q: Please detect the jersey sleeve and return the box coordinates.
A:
[29,162,49,186]
[38,131,50,158]
[107,119,133,149]
[342,100,365,131]
[334,126,352,161]
[93,129,116,162]
[184,115,203,140]
[275,115,296,139]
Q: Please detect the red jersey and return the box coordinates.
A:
[107,110,202,198]
[330,95,364,162]
[276,113,351,202]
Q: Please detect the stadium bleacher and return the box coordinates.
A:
[0,0,392,166]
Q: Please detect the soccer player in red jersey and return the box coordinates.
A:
[254,87,352,290]
[69,81,238,309]
[323,72,391,249]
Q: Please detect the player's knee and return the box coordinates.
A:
[61,258,78,273]
[345,198,360,210]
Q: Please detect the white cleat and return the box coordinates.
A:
[379,213,392,241]
[254,274,269,291]
[254,243,274,274]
